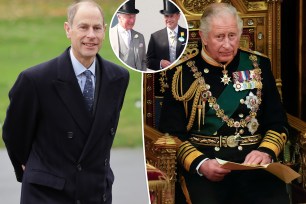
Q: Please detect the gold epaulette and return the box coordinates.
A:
[239,47,269,58]
[167,47,199,70]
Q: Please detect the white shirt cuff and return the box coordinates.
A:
[196,158,209,176]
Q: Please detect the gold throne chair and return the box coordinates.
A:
[144,1,306,203]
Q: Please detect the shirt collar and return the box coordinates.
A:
[70,48,96,77]
[201,46,233,68]
[167,26,179,36]
[118,24,130,34]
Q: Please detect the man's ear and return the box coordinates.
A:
[199,30,207,46]
[64,22,71,39]
[101,24,107,41]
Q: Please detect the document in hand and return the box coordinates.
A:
[216,158,301,183]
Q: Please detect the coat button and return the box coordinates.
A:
[77,164,82,171]
[104,158,108,166]
[67,132,74,139]
[102,194,107,202]
[110,128,115,136]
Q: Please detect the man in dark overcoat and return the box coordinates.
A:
[2,1,129,203]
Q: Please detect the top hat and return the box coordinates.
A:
[118,0,139,14]
[160,0,179,15]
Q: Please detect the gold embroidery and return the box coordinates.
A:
[177,141,203,171]
[172,54,262,135]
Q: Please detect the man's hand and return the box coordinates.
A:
[243,150,272,165]
[22,165,25,171]
[199,159,231,182]
[160,59,171,68]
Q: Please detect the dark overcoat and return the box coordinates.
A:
[2,47,129,204]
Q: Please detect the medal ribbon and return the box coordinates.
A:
[192,51,260,135]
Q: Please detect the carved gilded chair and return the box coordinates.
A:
[144,0,306,203]
[145,125,181,204]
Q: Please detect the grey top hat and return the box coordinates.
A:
[118,0,139,14]
[160,0,179,15]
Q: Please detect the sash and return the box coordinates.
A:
[191,52,259,135]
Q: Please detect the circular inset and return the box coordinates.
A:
[109,0,189,73]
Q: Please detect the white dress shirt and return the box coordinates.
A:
[118,24,131,47]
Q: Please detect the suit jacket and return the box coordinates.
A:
[110,24,146,71]
[146,26,187,70]
[2,47,129,204]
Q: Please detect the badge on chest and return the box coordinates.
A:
[232,69,262,91]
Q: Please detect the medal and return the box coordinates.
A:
[234,82,243,91]
[232,69,262,91]
[178,32,185,42]
[221,69,231,85]
[220,65,231,85]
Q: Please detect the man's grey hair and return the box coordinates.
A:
[199,3,243,38]
[67,0,105,25]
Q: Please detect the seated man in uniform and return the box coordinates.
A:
[159,3,290,204]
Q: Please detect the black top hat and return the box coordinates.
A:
[160,0,179,15]
[118,0,139,14]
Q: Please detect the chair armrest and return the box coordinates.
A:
[144,124,181,204]
[287,114,306,190]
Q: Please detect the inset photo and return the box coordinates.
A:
[109,0,189,73]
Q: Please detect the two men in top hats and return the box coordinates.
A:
[146,0,187,71]
[110,0,147,71]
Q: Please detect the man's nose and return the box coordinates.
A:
[222,38,231,48]
[86,28,96,37]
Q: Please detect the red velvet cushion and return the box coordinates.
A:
[146,163,168,203]
[147,163,167,181]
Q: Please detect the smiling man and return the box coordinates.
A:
[146,0,187,71]
[109,0,147,71]
[2,1,129,203]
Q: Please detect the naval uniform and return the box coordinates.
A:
[159,48,290,204]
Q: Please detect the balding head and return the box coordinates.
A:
[67,0,105,26]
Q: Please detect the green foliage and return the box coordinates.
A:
[0,0,143,148]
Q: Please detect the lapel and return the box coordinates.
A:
[162,28,170,60]
[119,36,129,56]
[91,60,101,114]
[176,26,186,57]
[131,30,140,66]
[78,56,123,161]
[53,48,92,135]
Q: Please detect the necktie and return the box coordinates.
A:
[123,30,130,47]
[169,31,177,62]
[169,31,176,45]
[83,70,94,112]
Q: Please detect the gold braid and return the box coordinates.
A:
[172,66,206,131]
